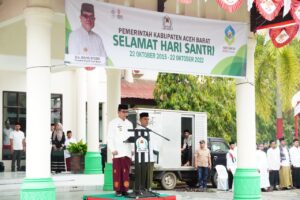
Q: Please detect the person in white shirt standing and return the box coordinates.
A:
[279,137,293,189]
[3,120,13,159]
[226,141,237,190]
[256,143,270,191]
[3,120,13,146]
[64,130,77,172]
[267,140,280,191]
[107,104,133,197]
[136,112,159,191]
[10,122,25,172]
[68,3,107,59]
[290,138,300,188]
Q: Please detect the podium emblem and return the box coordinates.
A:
[136,136,148,153]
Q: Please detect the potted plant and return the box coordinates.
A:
[66,140,87,174]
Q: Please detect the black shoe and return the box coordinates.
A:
[115,192,122,197]
[122,191,129,196]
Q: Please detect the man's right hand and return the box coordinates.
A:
[112,150,118,156]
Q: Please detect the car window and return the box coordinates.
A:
[210,141,229,153]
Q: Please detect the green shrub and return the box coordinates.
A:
[66,140,87,155]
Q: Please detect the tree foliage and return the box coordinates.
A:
[255,35,300,121]
[154,73,236,142]
[255,35,300,143]
[153,36,300,144]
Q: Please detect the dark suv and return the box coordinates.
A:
[207,137,229,187]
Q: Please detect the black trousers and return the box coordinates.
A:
[269,170,279,188]
[182,147,192,165]
[139,162,154,190]
[292,167,300,188]
[228,170,233,189]
[11,150,22,171]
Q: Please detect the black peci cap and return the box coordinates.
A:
[139,112,149,118]
[81,3,94,15]
[118,104,128,111]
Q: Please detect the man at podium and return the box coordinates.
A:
[136,112,157,191]
[107,104,133,197]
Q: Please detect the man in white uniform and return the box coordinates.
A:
[136,112,159,191]
[290,138,300,188]
[279,137,292,189]
[256,143,270,191]
[107,104,133,197]
[64,130,77,171]
[68,3,107,59]
[10,122,26,172]
[226,141,237,190]
[267,140,280,191]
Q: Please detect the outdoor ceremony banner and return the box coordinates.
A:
[65,0,248,78]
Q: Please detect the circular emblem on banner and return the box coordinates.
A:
[269,24,299,48]
[216,0,243,13]
[136,136,148,153]
[255,0,283,21]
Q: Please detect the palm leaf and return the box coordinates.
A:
[255,40,276,121]
[277,46,300,111]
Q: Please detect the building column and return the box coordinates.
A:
[76,68,87,142]
[103,69,121,191]
[234,35,261,200]
[21,7,55,200]
[84,68,102,174]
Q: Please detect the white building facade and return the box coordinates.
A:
[0,0,260,200]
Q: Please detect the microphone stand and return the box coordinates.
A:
[136,123,170,141]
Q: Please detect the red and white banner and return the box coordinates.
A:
[177,0,193,4]
[216,0,244,12]
[269,24,299,47]
[255,0,284,21]
[290,0,300,25]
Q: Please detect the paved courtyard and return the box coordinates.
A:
[1,188,300,200]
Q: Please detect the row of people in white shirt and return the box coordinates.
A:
[226,138,300,190]
[267,140,300,170]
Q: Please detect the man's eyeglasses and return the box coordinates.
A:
[81,14,95,20]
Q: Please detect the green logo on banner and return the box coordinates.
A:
[225,25,235,46]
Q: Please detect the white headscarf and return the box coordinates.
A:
[53,123,64,141]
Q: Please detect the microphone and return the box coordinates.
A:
[136,123,170,141]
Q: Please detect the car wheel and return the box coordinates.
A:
[161,172,177,190]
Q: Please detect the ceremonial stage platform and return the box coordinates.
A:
[83,193,176,200]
